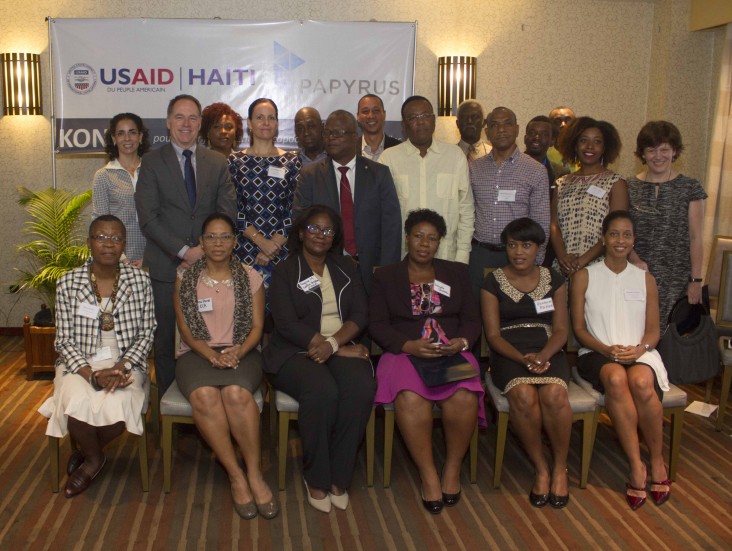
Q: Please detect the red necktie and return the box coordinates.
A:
[338,166,357,256]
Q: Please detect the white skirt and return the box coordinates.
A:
[38,331,148,437]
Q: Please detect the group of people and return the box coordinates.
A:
[38,93,705,518]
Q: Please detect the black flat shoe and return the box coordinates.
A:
[548,492,569,509]
[442,489,461,507]
[66,449,84,476]
[529,491,549,508]
[421,493,444,515]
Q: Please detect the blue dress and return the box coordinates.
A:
[228,151,301,296]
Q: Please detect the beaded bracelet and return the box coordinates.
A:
[326,336,339,353]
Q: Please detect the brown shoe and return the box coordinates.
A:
[65,456,106,498]
[66,449,84,476]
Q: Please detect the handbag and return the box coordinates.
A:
[656,291,720,385]
[408,317,477,387]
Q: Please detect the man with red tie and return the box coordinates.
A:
[293,110,402,292]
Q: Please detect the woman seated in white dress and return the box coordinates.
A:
[570,210,671,511]
[39,215,156,498]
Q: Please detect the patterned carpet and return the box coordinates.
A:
[1,336,730,550]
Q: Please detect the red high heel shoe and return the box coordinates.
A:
[625,482,647,510]
[650,479,671,506]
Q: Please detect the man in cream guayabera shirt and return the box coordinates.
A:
[379,95,474,263]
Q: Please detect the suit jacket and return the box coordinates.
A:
[292,155,402,291]
[368,258,481,354]
[54,262,156,374]
[263,253,368,373]
[135,144,236,282]
[356,134,402,158]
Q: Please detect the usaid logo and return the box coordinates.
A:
[66,63,97,95]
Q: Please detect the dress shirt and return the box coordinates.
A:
[299,150,328,167]
[470,145,550,263]
[361,135,385,161]
[457,139,492,160]
[331,157,357,201]
[379,139,474,264]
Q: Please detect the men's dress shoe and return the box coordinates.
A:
[548,492,570,509]
[64,456,106,498]
[625,482,647,511]
[650,479,671,506]
[328,490,349,511]
[256,497,280,519]
[421,492,444,515]
[66,449,84,476]
[529,491,549,508]
[304,477,331,513]
[442,489,461,507]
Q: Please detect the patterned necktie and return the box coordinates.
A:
[338,166,357,256]
[183,149,197,208]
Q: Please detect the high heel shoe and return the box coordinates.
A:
[548,492,570,509]
[650,479,671,506]
[421,491,444,515]
[230,487,257,520]
[304,477,331,513]
[625,482,647,511]
[442,489,461,507]
[529,491,549,508]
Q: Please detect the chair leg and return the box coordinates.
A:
[715,363,732,431]
[163,416,173,493]
[269,384,277,441]
[149,383,160,448]
[383,408,395,488]
[579,408,600,489]
[705,378,713,404]
[366,408,375,487]
[493,412,508,489]
[469,422,478,484]
[138,417,149,492]
[49,436,60,493]
[278,411,290,491]
[668,407,684,481]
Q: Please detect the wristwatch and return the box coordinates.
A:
[688,277,702,283]
[122,360,133,374]
[643,343,653,352]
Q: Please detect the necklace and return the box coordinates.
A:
[89,264,120,331]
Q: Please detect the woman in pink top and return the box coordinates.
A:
[174,213,277,520]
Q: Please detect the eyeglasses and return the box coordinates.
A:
[90,234,125,244]
[202,233,235,242]
[322,129,355,139]
[306,224,336,237]
[404,112,435,124]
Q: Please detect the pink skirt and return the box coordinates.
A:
[374,351,486,428]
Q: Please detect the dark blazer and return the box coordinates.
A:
[263,253,368,374]
[369,258,481,354]
[135,144,236,282]
[293,155,402,291]
[356,134,402,158]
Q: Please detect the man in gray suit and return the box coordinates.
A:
[135,94,236,394]
[293,110,401,292]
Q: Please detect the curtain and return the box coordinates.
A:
[703,23,732,276]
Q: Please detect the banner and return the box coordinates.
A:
[50,18,416,153]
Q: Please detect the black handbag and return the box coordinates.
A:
[656,292,720,385]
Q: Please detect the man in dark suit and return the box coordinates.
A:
[356,94,401,161]
[293,110,402,292]
[135,94,236,394]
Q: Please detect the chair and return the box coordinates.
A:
[381,402,479,488]
[160,381,264,493]
[484,373,600,489]
[572,366,686,480]
[273,389,376,491]
[711,250,732,430]
[705,235,732,308]
[49,377,155,493]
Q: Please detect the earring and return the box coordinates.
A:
[601,156,604,166]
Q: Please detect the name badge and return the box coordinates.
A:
[297,275,320,292]
[534,297,555,314]
[91,346,112,362]
[497,189,517,202]
[624,289,644,301]
[198,298,213,312]
[587,184,607,199]
[268,166,286,180]
[433,279,451,297]
[78,302,100,320]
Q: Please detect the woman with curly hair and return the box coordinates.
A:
[92,112,150,266]
[200,102,244,157]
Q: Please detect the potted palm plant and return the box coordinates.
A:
[12,186,92,379]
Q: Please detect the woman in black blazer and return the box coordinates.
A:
[263,205,375,514]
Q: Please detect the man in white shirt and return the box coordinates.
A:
[379,96,474,264]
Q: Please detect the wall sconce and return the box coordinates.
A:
[1,53,42,116]
[437,56,476,117]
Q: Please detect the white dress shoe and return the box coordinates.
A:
[304,477,331,513]
[328,490,349,510]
